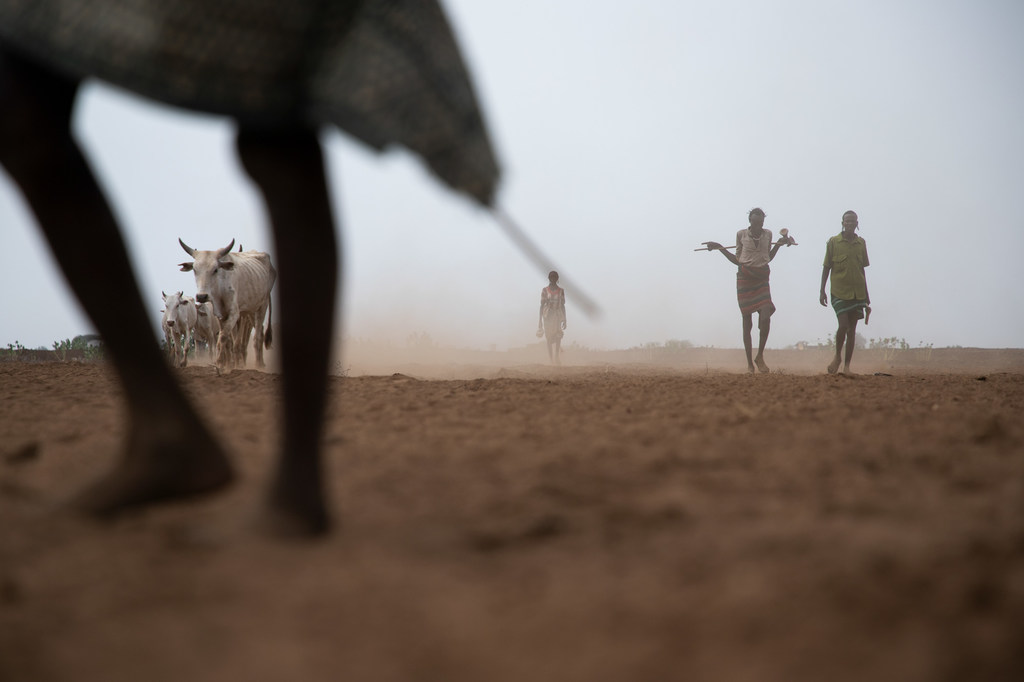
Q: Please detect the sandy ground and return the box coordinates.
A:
[2,347,1023,681]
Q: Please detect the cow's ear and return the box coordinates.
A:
[219,261,235,271]
[179,262,194,272]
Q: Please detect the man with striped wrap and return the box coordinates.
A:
[703,207,793,373]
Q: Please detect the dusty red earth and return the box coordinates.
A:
[2,347,1023,681]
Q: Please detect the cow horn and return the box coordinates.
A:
[179,239,196,257]
[216,240,236,259]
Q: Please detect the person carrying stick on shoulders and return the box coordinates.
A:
[820,210,870,375]
[703,207,794,374]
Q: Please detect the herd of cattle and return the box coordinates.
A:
[161,239,277,369]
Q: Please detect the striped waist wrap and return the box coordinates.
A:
[736,265,776,317]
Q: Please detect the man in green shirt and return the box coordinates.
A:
[820,210,870,375]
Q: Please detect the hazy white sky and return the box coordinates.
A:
[3,0,1023,352]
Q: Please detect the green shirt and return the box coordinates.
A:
[823,234,869,300]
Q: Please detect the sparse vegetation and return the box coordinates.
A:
[868,336,910,351]
[52,338,73,362]
[1,340,26,360]
[406,331,438,349]
[625,340,696,362]
[868,336,934,362]
[2,336,104,363]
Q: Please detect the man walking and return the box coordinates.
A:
[704,207,793,373]
[820,210,871,375]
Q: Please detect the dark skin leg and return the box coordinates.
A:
[547,339,560,365]
[0,50,233,513]
[741,313,755,373]
[236,128,337,536]
[755,312,770,373]
[742,311,771,373]
[828,312,859,374]
[842,316,858,373]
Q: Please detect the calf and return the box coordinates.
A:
[193,300,220,362]
[161,291,197,368]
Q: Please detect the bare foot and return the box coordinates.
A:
[74,422,234,517]
[264,475,330,538]
[258,503,330,539]
[827,357,840,374]
[755,356,770,373]
[747,364,756,374]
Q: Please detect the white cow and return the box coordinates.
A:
[178,238,276,369]
[193,300,221,361]
[161,291,198,368]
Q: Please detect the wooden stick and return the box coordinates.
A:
[696,235,798,253]
[693,240,797,252]
[490,205,602,319]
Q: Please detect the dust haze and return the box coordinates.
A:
[3,0,1024,352]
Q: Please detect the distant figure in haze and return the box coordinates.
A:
[820,210,870,375]
[537,270,567,365]
[704,207,793,373]
[0,0,499,536]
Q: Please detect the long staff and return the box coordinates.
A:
[693,228,798,251]
[490,206,602,318]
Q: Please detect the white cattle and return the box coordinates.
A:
[178,238,276,369]
[161,291,198,367]
[192,300,221,361]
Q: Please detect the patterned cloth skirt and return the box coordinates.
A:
[736,265,775,317]
[0,0,499,204]
[831,295,867,320]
